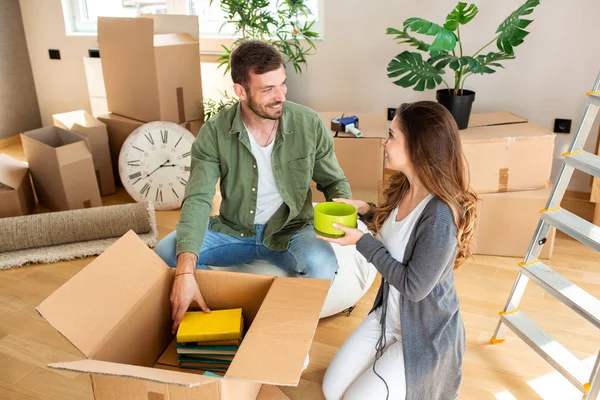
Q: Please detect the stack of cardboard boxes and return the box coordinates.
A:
[464,113,556,259]
[96,14,204,186]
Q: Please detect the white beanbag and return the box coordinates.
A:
[211,218,377,318]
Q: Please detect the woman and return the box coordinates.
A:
[319,101,478,400]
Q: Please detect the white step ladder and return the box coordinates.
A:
[490,72,600,399]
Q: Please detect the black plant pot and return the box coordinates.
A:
[436,89,476,130]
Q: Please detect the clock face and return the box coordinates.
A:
[119,121,195,210]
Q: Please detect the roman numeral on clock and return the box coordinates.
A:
[145,133,154,145]
[155,188,163,202]
[180,178,188,186]
[184,166,191,172]
[129,172,142,180]
[182,151,191,158]
[171,188,179,199]
[174,137,182,148]
[127,160,141,167]
[140,183,151,197]
[160,130,168,144]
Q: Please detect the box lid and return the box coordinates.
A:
[154,33,197,47]
[225,277,329,386]
[0,153,28,190]
[461,120,555,142]
[141,13,200,41]
[36,230,170,358]
[48,359,212,387]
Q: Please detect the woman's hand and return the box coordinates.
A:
[317,223,365,246]
[332,198,371,216]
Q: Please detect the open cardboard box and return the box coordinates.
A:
[98,14,204,124]
[53,110,116,196]
[36,231,329,399]
[20,126,102,211]
[461,112,555,194]
[0,153,35,217]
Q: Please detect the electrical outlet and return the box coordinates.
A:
[554,118,571,134]
[48,49,61,60]
[88,48,100,58]
[387,108,395,121]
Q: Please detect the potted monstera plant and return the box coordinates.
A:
[386,0,540,129]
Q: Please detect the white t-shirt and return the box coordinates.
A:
[376,193,434,341]
[246,127,284,225]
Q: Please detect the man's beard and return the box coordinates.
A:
[246,94,284,120]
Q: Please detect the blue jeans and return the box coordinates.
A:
[155,223,338,281]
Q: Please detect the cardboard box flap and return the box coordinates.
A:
[141,13,200,41]
[54,110,105,130]
[0,154,27,190]
[468,112,527,128]
[461,122,555,142]
[257,385,290,400]
[48,359,213,387]
[154,33,196,47]
[36,231,170,358]
[226,278,329,386]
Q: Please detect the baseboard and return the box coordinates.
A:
[0,135,20,149]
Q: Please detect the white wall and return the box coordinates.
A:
[19,0,600,191]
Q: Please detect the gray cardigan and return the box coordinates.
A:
[356,196,465,400]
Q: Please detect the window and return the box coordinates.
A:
[65,0,322,38]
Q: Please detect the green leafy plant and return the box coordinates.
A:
[387,0,540,95]
[203,91,239,122]
[212,0,320,74]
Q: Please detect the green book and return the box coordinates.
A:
[178,355,232,365]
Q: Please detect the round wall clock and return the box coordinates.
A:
[118,121,195,210]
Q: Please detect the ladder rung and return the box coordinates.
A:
[590,94,600,106]
[542,208,600,252]
[501,311,590,391]
[522,261,600,328]
[564,151,600,178]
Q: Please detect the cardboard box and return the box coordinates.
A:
[472,187,556,259]
[53,110,116,196]
[20,127,102,211]
[0,154,35,218]
[98,14,204,123]
[310,182,382,205]
[37,231,328,400]
[461,113,555,194]
[318,112,387,191]
[98,113,203,186]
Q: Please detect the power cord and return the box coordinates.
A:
[372,281,390,400]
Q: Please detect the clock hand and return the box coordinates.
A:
[145,159,170,178]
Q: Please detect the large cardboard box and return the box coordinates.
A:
[98,14,204,123]
[98,113,203,186]
[53,110,116,196]
[472,187,556,259]
[37,231,328,400]
[20,127,102,211]
[0,154,35,218]
[317,112,387,194]
[462,113,555,194]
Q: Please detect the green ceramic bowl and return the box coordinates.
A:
[314,202,357,238]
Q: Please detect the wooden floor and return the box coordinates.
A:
[1,139,600,400]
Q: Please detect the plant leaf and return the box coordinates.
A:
[496,0,540,55]
[443,2,478,31]
[403,17,457,52]
[387,51,444,91]
[386,27,431,51]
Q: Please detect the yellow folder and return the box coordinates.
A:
[177,308,244,343]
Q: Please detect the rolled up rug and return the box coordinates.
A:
[0,202,158,270]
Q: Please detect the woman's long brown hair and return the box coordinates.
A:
[371,101,478,269]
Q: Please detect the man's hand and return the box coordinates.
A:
[317,223,365,246]
[170,252,211,334]
[332,198,371,216]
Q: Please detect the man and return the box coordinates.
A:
[155,40,351,333]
